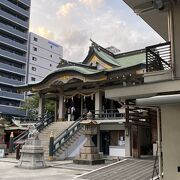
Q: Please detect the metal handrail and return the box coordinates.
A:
[14,114,54,144]
[53,117,83,154]
[90,109,125,119]
[146,42,171,72]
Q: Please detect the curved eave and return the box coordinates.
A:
[15,66,106,92]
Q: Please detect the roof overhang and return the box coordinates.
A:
[105,79,180,100]
[123,0,169,41]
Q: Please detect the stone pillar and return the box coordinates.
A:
[38,93,45,118]
[58,93,64,121]
[125,125,131,157]
[95,91,103,118]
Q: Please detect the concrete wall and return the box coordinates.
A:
[172,4,180,78]
[161,104,180,180]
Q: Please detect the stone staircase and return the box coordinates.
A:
[38,121,74,160]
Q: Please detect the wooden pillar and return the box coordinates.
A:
[38,93,45,118]
[54,100,58,122]
[81,95,83,117]
[131,125,141,158]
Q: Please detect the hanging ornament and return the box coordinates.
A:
[91,94,94,100]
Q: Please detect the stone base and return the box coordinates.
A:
[73,159,105,165]
[17,152,46,169]
[17,138,46,169]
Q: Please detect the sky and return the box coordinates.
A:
[30,0,164,62]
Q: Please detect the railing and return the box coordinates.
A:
[90,109,125,120]
[13,114,54,144]
[146,42,171,72]
[53,117,83,154]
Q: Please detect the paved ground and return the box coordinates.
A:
[0,158,156,180]
[77,159,155,180]
[0,158,107,180]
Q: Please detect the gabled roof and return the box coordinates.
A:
[83,40,145,68]
[16,40,146,91]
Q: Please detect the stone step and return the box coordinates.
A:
[36,121,75,159]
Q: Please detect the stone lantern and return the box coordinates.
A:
[17,126,46,169]
[73,111,105,165]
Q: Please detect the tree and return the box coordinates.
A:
[21,94,55,117]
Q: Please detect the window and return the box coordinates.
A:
[33,47,37,51]
[32,56,37,61]
[50,54,52,58]
[33,37,38,42]
[50,45,53,49]
[31,77,36,81]
[50,64,52,67]
[32,67,36,71]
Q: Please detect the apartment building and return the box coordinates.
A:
[0,0,31,117]
[27,32,63,84]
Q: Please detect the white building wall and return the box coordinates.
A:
[28,32,63,83]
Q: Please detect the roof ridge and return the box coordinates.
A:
[90,39,115,57]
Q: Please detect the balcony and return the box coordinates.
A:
[0,48,26,64]
[0,0,30,18]
[0,22,28,40]
[19,0,31,7]
[0,91,24,100]
[146,42,171,72]
[0,10,29,28]
[145,42,172,83]
[0,104,26,116]
[0,35,27,52]
[0,76,25,86]
[0,63,26,75]
[88,109,125,124]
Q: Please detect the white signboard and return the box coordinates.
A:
[0,149,5,158]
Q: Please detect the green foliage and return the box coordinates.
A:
[21,94,55,117]
[45,99,55,114]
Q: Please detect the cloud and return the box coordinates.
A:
[30,0,164,62]
[56,2,76,17]
[79,0,104,9]
[30,26,57,41]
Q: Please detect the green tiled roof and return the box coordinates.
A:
[94,46,146,68]
[49,66,101,75]
[94,48,120,66]
[115,53,146,68]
